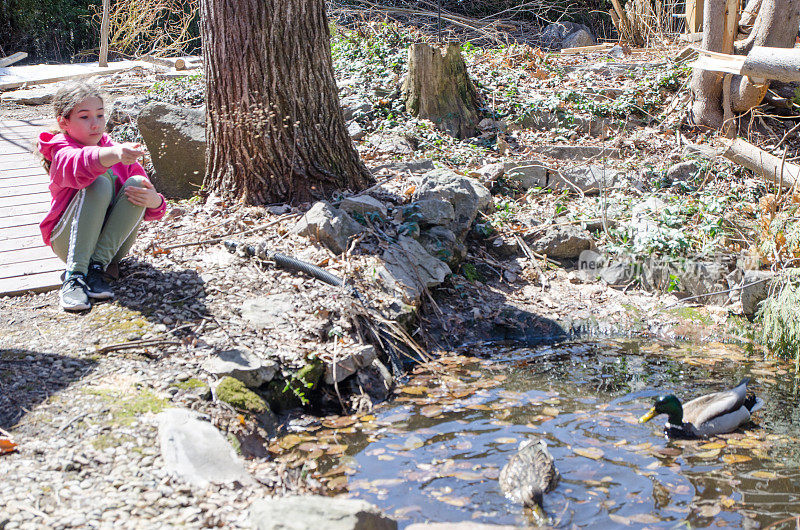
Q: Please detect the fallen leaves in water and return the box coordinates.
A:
[436,495,471,507]
[494,437,517,445]
[542,406,560,417]
[751,470,778,479]
[700,441,726,450]
[322,416,356,429]
[695,449,721,459]
[573,447,604,460]
[420,405,443,418]
[722,454,751,464]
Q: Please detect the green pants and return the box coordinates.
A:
[51,170,147,275]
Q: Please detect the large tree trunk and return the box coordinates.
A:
[692,0,800,127]
[199,0,371,204]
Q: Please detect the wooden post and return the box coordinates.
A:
[99,0,110,67]
[686,0,705,33]
[722,0,741,53]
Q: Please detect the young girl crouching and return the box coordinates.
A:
[38,82,166,312]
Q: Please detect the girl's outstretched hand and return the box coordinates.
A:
[125,178,163,209]
[117,142,145,165]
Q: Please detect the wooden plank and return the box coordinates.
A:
[0,270,62,296]
[561,43,614,55]
[0,61,153,91]
[0,255,62,278]
[0,223,40,240]
[0,167,46,179]
[0,183,50,198]
[723,0,741,54]
[0,159,39,170]
[0,246,56,265]
[0,52,28,68]
[0,234,44,252]
[687,0,704,33]
[0,192,51,208]
[0,175,49,187]
[0,202,50,217]
[0,212,43,229]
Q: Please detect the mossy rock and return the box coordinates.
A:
[216,376,268,413]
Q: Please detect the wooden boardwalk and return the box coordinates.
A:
[0,119,63,296]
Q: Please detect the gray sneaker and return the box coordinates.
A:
[86,262,114,299]
[60,273,91,312]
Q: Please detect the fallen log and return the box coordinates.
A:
[0,52,27,68]
[560,43,614,55]
[689,46,800,83]
[722,138,800,189]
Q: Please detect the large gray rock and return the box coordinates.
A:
[418,226,466,266]
[532,145,621,160]
[292,201,365,254]
[137,101,205,199]
[741,270,777,316]
[340,195,387,219]
[372,159,435,175]
[0,85,59,105]
[250,495,397,530]
[541,22,596,50]
[203,348,278,388]
[665,161,699,186]
[553,165,621,195]
[641,257,732,304]
[413,169,491,237]
[530,225,594,259]
[380,236,451,302]
[157,408,254,488]
[504,162,547,190]
[402,199,455,227]
[324,344,378,384]
[340,95,373,121]
[241,293,297,329]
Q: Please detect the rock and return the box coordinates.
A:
[367,133,415,155]
[532,144,621,160]
[242,293,296,329]
[541,22,596,50]
[347,121,366,140]
[380,236,452,302]
[203,348,278,388]
[741,270,777,316]
[107,95,149,129]
[600,259,637,286]
[372,159,435,175]
[418,226,466,265]
[292,201,364,254]
[324,344,377,384]
[552,165,621,195]
[0,85,59,105]
[641,257,734,304]
[406,521,519,530]
[157,408,255,488]
[250,495,397,530]
[340,195,388,219]
[529,225,594,259]
[504,162,547,190]
[413,169,492,237]
[402,199,455,227]
[475,162,504,185]
[215,377,269,413]
[340,95,373,121]
[665,161,699,186]
[137,101,205,199]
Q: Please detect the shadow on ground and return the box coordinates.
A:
[112,258,208,335]
[0,348,97,430]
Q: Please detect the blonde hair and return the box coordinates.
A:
[40,81,106,172]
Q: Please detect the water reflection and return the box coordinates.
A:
[281,340,800,528]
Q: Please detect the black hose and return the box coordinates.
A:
[272,252,343,288]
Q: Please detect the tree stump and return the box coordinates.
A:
[402,43,480,139]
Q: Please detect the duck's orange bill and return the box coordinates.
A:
[639,408,657,423]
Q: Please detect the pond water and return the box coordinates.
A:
[274,340,800,529]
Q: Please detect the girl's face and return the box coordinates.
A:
[57,96,105,146]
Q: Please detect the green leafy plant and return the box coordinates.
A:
[756,276,800,370]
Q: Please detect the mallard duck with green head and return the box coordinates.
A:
[639,377,763,438]
[499,438,560,522]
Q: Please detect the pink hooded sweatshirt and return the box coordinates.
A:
[38,131,166,246]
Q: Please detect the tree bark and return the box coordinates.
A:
[199,0,371,205]
[691,0,727,128]
[402,43,480,139]
[731,0,800,110]
[723,138,800,188]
